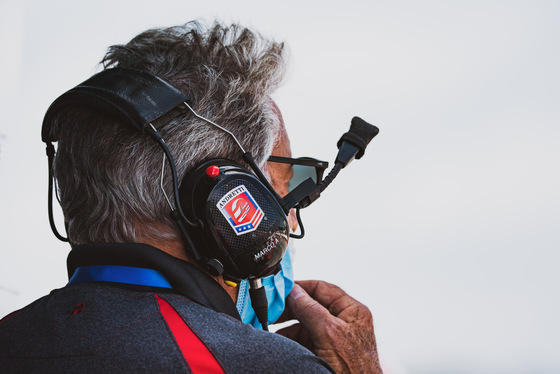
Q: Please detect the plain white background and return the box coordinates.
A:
[1,1,559,373]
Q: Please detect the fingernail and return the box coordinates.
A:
[289,284,304,300]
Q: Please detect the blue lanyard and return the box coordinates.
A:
[68,265,173,289]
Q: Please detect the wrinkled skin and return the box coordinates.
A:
[277,280,383,374]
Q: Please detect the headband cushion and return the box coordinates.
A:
[41,68,188,142]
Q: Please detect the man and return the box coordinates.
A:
[0,22,382,373]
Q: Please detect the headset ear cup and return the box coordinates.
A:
[179,159,289,279]
[178,159,248,230]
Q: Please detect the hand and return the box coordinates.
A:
[276,280,382,374]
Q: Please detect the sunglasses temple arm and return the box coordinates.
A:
[282,162,341,211]
[288,162,342,211]
[280,177,317,212]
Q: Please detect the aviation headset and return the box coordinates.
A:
[41,68,294,285]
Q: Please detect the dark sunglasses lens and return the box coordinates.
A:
[289,165,319,192]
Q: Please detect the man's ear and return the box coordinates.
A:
[260,162,271,180]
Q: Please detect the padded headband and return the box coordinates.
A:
[41,68,189,143]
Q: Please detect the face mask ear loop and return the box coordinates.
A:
[46,142,69,242]
[289,207,305,239]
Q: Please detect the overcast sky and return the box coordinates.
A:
[1,1,559,373]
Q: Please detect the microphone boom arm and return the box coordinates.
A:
[283,116,379,211]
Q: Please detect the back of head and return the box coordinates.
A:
[51,21,287,245]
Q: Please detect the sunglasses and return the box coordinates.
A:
[267,156,329,192]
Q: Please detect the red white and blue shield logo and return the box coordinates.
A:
[217,185,265,235]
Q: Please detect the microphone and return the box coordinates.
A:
[315,116,378,196]
[335,116,379,167]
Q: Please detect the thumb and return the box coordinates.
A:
[287,284,332,331]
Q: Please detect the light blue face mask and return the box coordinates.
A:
[235,245,294,328]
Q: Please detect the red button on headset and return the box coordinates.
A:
[206,165,220,178]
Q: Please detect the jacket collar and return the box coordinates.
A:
[67,242,240,320]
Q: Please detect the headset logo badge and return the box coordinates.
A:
[217,185,264,235]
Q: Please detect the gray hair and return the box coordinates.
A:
[52,21,287,244]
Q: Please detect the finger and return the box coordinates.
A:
[296,280,367,319]
[286,284,335,336]
[274,303,295,324]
